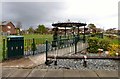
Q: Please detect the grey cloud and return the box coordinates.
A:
[2,2,66,29]
[2,1,118,30]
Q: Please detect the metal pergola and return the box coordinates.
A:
[52,22,87,43]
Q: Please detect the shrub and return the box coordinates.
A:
[91,34,95,37]
[87,37,99,53]
[108,44,120,56]
[87,37,111,53]
[98,38,111,51]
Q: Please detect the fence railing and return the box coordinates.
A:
[2,36,88,61]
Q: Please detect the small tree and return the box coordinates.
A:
[36,25,47,34]
[88,24,97,33]
[27,27,34,34]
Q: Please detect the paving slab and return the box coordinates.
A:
[8,69,32,78]
[2,57,36,68]
[28,53,46,65]
[27,69,47,77]
[45,69,63,77]
[1,68,119,79]
[94,70,118,77]
[2,68,17,77]
[79,70,98,77]
[63,69,80,77]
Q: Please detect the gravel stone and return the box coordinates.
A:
[36,53,118,71]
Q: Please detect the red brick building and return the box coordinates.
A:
[0,21,16,35]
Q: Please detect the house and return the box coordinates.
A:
[0,21,16,35]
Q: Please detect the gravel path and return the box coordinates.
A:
[36,52,119,71]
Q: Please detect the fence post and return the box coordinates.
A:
[75,37,77,54]
[45,39,48,65]
[2,39,6,61]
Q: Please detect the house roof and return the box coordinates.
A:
[1,21,11,25]
[0,21,16,28]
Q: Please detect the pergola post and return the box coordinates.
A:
[53,27,58,41]
[77,26,80,36]
[83,25,86,43]
[77,26,80,42]
[64,26,67,37]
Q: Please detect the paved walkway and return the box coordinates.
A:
[2,53,46,68]
[2,68,118,78]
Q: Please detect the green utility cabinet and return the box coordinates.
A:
[7,36,24,58]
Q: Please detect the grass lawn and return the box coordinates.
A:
[23,34,53,43]
[23,34,53,51]
[23,34,53,39]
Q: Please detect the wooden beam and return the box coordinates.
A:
[47,55,120,60]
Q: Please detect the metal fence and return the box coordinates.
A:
[2,36,88,61]
[45,37,89,65]
[24,38,46,56]
[2,38,49,60]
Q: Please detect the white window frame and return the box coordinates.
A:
[7,26,11,29]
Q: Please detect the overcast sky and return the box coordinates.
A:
[1,0,119,30]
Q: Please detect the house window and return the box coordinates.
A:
[7,26,11,29]
[7,31,11,33]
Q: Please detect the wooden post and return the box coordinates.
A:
[83,55,87,67]
[98,49,103,56]
[47,55,120,60]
